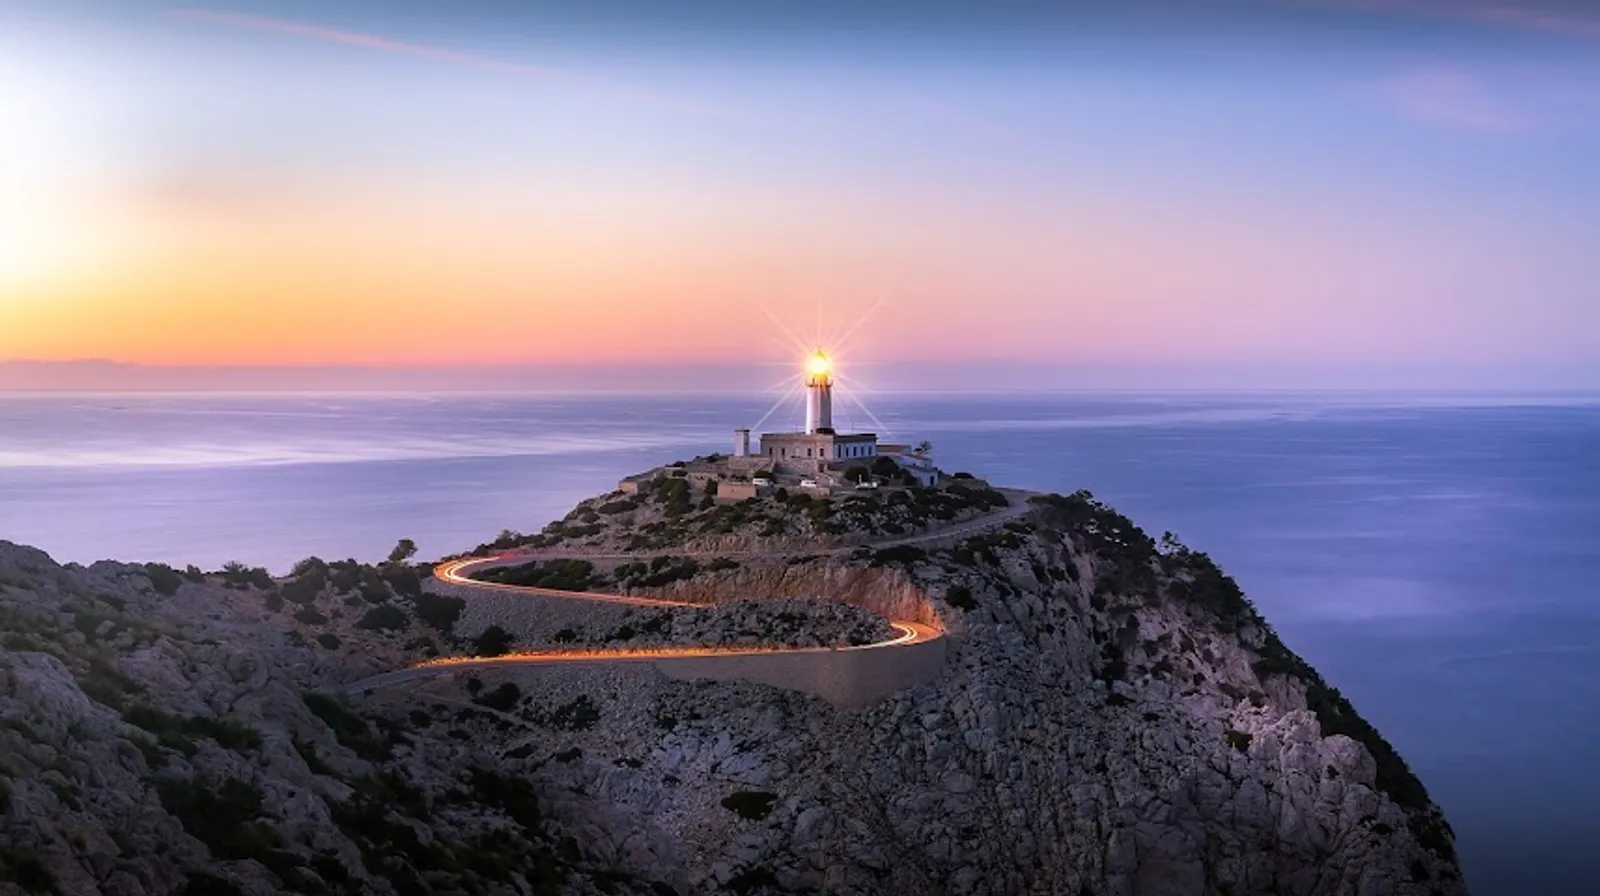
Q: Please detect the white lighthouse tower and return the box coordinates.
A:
[756,349,876,468]
[804,350,834,434]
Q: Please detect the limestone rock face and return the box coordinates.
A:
[0,484,1469,896]
[0,542,662,895]
[424,493,1468,895]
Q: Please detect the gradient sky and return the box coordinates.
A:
[2,0,1598,388]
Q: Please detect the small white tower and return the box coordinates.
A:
[804,350,833,434]
[733,428,750,457]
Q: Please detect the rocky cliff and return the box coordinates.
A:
[0,481,1468,895]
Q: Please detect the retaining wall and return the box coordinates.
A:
[419,565,947,706]
[650,634,945,707]
[425,576,644,643]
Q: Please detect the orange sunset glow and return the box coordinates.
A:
[2,0,1597,389]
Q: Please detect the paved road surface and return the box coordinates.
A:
[345,490,1035,694]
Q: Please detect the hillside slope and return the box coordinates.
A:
[0,478,1467,895]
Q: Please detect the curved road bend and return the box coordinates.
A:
[345,490,1033,694]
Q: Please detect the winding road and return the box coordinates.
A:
[345,490,1033,697]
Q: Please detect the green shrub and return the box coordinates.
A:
[546,696,599,731]
[356,604,407,632]
[869,545,925,568]
[1225,730,1253,753]
[77,656,143,711]
[473,683,522,713]
[157,777,278,860]
[945,585,977,611]
[720,791,778,821]
[293,606,327,625]
[281,572,325,605]
[724,867,781,895]
[382,565,423,598]
[473,625,515,657]
[413,592,466,632]
[309,854,350,886]
[1,850,56,893]
[292,738,335,776]
[219,562,274,591]
[328,560,362,594]
[316,633,341,650]
[302,693,387,761]
[143,563,184,596]
[478,559,599,591]
[465,767,544,832]
[615,556,700,588]
[386,539,418,565]
[123,706,262,754]
[177,873,244,896]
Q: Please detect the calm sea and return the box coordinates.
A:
[2,390,1597,893]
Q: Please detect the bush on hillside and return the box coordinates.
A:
[143,563,184,596]
[413,592,466,632]
[356,604,407,632]
[473,625,515,657]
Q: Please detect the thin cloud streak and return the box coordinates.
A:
[1459,4,1600,42]
[1384,68,1524,132]
[1290,0,1600,44]
[165,8,715,115]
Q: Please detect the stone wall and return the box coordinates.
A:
[425,576,642,643]
[652,634,945,707]
[421,563,948,707]
[634,559,942,630]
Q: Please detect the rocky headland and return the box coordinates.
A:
[0,466,1468,895]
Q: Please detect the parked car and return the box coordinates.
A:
[752,476,772,487]
[855,479,880,490]
[799,478,818,488]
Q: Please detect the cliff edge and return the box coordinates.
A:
[0,472,1467,895]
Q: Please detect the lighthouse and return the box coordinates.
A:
[756,348,876,468]
[804,350,834,434]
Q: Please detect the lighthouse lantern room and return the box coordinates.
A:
[752,349,878,469]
